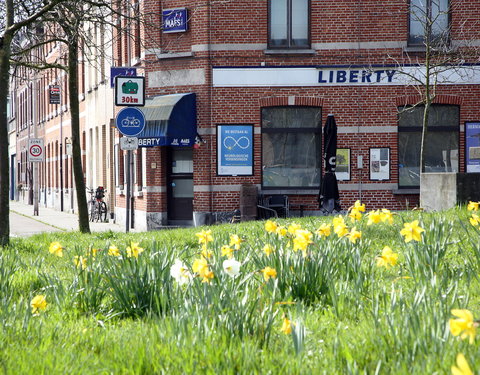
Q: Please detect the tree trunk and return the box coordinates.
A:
[68,38,90,233]
[0,0,14,247]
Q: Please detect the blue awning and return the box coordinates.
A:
[137,93,197,147]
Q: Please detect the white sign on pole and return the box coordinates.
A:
[114,76,145,106]
[28,138,45,162]
[120,137,139,151]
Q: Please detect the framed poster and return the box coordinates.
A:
[466,122,480,173]
[336,148,350,181]
[217,124,254,176]
[370,147,390,181]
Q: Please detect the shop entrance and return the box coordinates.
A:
[167,147,193,224]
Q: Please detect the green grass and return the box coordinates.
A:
[1,206,479,374]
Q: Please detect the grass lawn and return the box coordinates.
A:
[1,205,479,374]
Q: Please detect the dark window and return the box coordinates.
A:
[262,107,321,188]
[269,0,309,49]
[409,0,449,46]
[398,105,459,188]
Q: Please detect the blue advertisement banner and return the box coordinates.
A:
[466,122,480,173]
[162,8,188,33]
[218,125,253,176]
[110,67,136,88]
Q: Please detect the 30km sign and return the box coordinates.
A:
[28,138,45,162]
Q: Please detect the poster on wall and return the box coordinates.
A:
[217,125,253,176]
[336,148,350,181]
[466,122,480,173]
[370,148,390,181]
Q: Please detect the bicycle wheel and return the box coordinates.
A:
[98,201,108,222]
[88,200,96,222]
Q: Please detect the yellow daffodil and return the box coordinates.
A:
[195,229,213,245]
[467,201,479,211]
[347,227,362,244]
[280,317,294,335]
[261,266,277,282]
[108,245,120,257]
[74,255,87,270]
[376,246,398,268]
[400,220,425,243]
[351,200,366,212]
[276,226,287,237]
[265,220,278,233]
[333,216,348,237]
[229,234,242,250]
[48,241,63,257]
[316,223,331,238]
[449,309,477,344]
[200,245,213,259]
[192,257,214,283]
[90,248,99,257]
[367,210,382,225]
[380,209,394,224]
[126,242,144,258]
[292,230,313,253]
[221,245,234,259]
[348,208,362,222]
[31,295,48,314]
[451,353,473,375]
[263,244,274,256]
[470,214,479,227]
[288,223,302,235]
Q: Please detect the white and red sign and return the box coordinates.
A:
[114,76,145,107]
[28,138,45,162]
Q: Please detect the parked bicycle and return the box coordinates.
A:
[87,186,108,222]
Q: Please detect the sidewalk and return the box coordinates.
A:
[9,200,128,233]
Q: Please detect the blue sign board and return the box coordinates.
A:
[110,67,137,88]
[162,8,188,33]
[466,122,480,173]
[115,107,145,137]
[217,125,253,176]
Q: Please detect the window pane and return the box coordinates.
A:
[398,105,459,128]
[431,0,449,42]
[409,0,427,45]
[270,0,288,47]
[171,148,193,174]
[262,132,320,187]
[262,107,321,129]
[291,0,309,47]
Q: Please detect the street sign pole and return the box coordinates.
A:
[125,150,131,233]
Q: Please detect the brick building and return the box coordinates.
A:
[112,0,480,230]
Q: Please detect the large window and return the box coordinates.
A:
[269,0,309,49]
[409,0,449,46]
[398,105,459,188]
[262,107,321,188]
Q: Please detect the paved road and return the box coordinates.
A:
[10,211,62,237]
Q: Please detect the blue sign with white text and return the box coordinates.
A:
[218,125,253,175]
[110,67,136,88]
[115,107,145,137]
[162,8,188,33]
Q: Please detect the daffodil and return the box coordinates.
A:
[400,220,425,243]
[223,258,241,278]
[348,208,362,222]
[451,353,473,375]
[288,223,302,235]
[367,210,382,225]
[170,259,192,286]
[49,241,63,257]
[261,266,277,282]
[449,309,477,344]
[351,200,366,212]
[31,295,48,314]
[333,216,348,237]
[280,317,294,335]
[380,209,394,224]
[347,227,362,244]
[229,234,242,250]
[292,230,313,252]
[265,220,278,233]
[316,223,331,238]
[200,245,213,259]
[276,226,287,237]
[90,248,99,257]
[221,245,235,259]
[195,229,213,245]
[263,244,274,256]
[470,213,479,227]
[108,245,120,257]
[467,201,479,211]
[192,257,214,283]
[126,242,144,258]
[376,246,398,268]
[74,255,87,270]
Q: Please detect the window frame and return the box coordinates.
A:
[268,0,311,49]
[397,104,459,189]
[407,0,451,47]
[261,106,322,190]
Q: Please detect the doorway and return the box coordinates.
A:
[167,148,193,225]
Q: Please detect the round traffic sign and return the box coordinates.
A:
[115,107,146,137]
[30,144,43,157]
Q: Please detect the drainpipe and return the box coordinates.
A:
[207,0,214,223]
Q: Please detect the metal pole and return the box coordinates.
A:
[33,81,39,216]
[125,149,130,232]
[59,87,64,211]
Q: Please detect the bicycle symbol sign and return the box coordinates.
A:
[115,107,145,137]
[223,136,250,150]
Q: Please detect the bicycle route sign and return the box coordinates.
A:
[115,107,146,137]
[28,138,45,162]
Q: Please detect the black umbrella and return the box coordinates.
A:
[318,114,341,213]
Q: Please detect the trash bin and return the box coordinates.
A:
[239,184,258,221]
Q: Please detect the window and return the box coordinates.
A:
[409,0,449,46]
[398,105,459,188]
[269,0,309,49]
[262,107,321,188]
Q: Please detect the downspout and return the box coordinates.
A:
[207,0,214,222]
